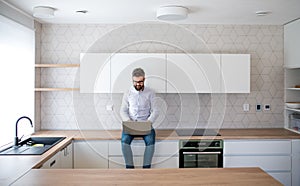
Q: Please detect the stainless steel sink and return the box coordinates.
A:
[0,137,65,155]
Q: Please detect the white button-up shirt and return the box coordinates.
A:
[120,86,158,123]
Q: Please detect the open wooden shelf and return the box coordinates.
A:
[286,88,300,90]
[285,107,300,113]
[35,64,80,68]
[35,88,80,92]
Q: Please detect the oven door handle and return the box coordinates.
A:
[182,151,221,155]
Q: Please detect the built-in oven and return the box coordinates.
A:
[179,139,223,168]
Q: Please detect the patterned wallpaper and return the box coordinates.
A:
[36,23,284,130]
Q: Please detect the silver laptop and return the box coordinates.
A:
[122,121,152,135]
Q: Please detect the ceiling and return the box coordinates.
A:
[4,0,300,25]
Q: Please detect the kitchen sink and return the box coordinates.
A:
[0,137,65,155]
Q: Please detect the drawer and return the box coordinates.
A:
[109,156,142,169]
[41,152,61,169]
[109,140,178,156]
[109,140,145,156]
[224,155,291,171]
[152,156,179,168]
[224,140,291,155]
[108,156,179,169]
[292,140,300,154]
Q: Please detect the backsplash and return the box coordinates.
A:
[36,23,284,130]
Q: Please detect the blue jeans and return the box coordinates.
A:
[121,128,156,169]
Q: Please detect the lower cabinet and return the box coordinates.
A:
[73,140,108,168]
[292,140,300,186]
[224,140,293,186]
[108,140,179,169]
[41,150,61,169]
[60,142,73,168]
[41,142,73,169]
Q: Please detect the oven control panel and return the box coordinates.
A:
[180,140,223,149]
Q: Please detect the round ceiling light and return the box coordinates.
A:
[33,6,55,18]
[157,5,188,21]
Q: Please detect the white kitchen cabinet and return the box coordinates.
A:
[224,156,291,171]
[284,19,300,68]
[108,140,178,169]
[220,54,250,93]
[224,140,291,155]
[109,156,178,169]
[60,142,73,168]
[109,156,143,169]
[292,140,300,186]
[41,151,61,169]
[166,54,221,93]
[80,53,111,93]
[110,53,166,93]
[224,140,292,186]
[41,142,73,169]
[73,140,108,169]
[80,53,250,93]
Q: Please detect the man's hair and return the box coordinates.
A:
[132,68,145,77]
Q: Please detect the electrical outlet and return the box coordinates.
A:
[256,104,262,112]
[106,104,113,111]
[264,104,270,111]
[243,104,249,112]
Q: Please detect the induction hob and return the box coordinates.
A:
[175,129,221,136]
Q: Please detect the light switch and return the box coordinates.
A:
[243,104,249,112]
[106,104,113,111]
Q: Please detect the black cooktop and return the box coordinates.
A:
[175,129,221,136]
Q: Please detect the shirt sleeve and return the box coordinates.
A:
[120,91,131,121]
[147,91,159,123]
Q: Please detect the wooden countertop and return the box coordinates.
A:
[12,168,282,186]
[31,128,300,140]
[1,128,299,185]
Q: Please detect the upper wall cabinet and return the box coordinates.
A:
[284,19,300,68]
[166,54,221,93]
[80,53,111,93]
[110,53,166,93]
[80,53,250,93]
[221,54,250,93]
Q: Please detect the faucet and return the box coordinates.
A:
[14,116,33,147]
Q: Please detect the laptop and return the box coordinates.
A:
[122,121,152,135]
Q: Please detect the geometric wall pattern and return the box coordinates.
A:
[36,23,284,130]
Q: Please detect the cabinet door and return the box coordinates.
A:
[221,54,250,93]
[109,140,146,156]
[152,156,178,168]
[108,140,179,169]
[108,156,178,169]
[166,54,221,93]
[80,53,111,93]
[109,156,143,169]
[41,152,61,169]
[224,140,291,155]
[74,140,108,168]
[110,53,166,93]
[109,140,178,156]
[292,140,300,186]
[60,143,73,169]
[284,19,300,68]
[224,156,291,171]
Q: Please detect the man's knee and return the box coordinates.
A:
[122,135,133,145]
[144,136,155,146]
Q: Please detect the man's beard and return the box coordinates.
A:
[134,84,144,91]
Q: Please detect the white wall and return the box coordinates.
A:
[36,24,284,130]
